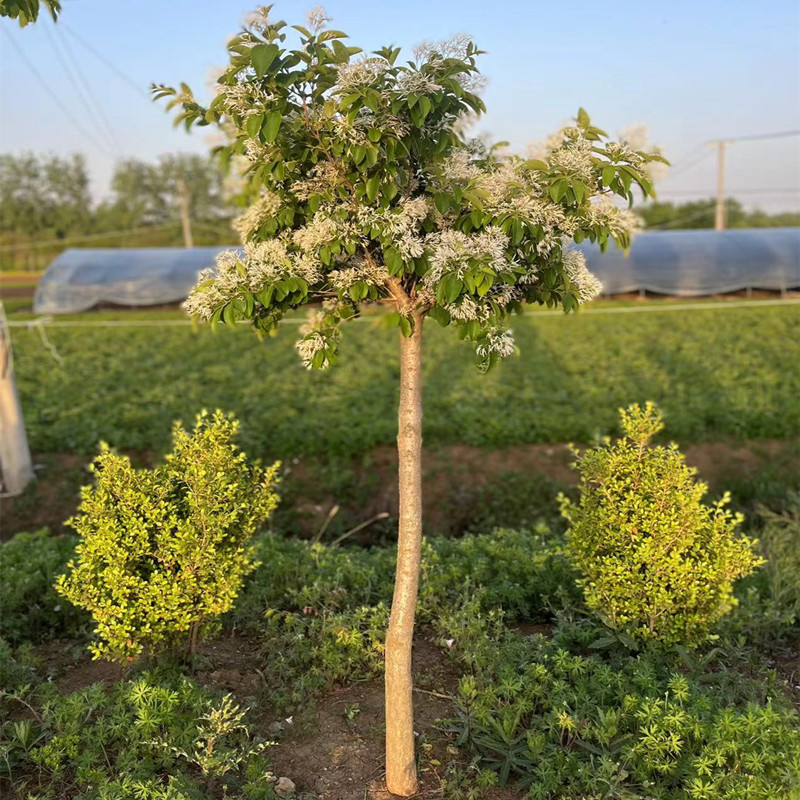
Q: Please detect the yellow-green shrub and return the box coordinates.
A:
[56,410,279,663]
[560,403,762,646]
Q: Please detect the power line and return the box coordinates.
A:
[659,188,800,197]
[44,23,120,156]
[60,22,151,100]
[53,23,122,153]
[1,27,115,158]
[648,208,720,230]
[711,130,800,144]
[8,299,800,330]
[663,148,712,179]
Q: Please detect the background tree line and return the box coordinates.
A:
[1,151,797,272]
[0,152,239,271]
[638,198,800,230]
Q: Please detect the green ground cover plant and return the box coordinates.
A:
[1,675,275,800]
[0,529,85,645]
[12,304,800,458]
[442,617,800,800]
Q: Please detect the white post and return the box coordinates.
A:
[178,179,194,248]
[714,140,727,231]
[0,303,34,496]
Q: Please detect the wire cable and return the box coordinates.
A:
[43,23,120,155]
[60,22,151,100]
[8,298,800,330]
[52,22,123,154]
[1,27,115,157]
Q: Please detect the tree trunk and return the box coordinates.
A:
[385,314,424,797]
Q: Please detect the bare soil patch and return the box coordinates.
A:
[4,439,797,541]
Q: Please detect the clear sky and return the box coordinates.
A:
[1,0,799,211]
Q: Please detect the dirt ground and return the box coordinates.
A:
[4,438,797,541]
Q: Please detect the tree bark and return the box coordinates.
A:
[385,313,424,797]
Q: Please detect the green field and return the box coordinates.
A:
[14,302,800,458]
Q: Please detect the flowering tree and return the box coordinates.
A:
[155,6,664,794]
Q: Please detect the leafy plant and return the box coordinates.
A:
[0,529,85,645]
[441,615,800,800]
[561,403,762,646]
[723,495,800,649]
[0,674,275,799]
[56,410,280,663]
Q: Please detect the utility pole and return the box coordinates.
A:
[713,139,727,231]
[177,178,194,248]
[706,130,800,232]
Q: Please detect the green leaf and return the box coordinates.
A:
[427,304,451,327]
[384,247,403,275]
[367,127,381,143]
[602,165,616,186]
[434,193,450,214]
[222,303,236,325]
[417,96,432,119]
[398,315,412,338]
[366,175,380,201]
[251,44,280,78]
[262,111,282,143]
[523,159,548,172]
[245,113,264,138]
[440,274,463,304]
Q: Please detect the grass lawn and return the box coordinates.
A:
[12,301,800,457]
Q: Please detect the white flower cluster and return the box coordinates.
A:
[562,249,602,303]
[336,58,387,92]
[548,138,595,184]
[440,150,481,184]
[291,161,347,200]
[295,305,339,369]
[183,235,326,322]
[219,82,274,118]
[618,124,669,183]
[358,197,431,260]
[327,256,389,290]
[232,191,282,240]
[423,227,510,289]
[446,283,521,322]
[473,159,533,205]
[413,34,473,65]
[475,327,516,371]
[586,199,641,239]
[293,214,342,253]
[306,5,331,32]
[411,35,485,94]
[243,138,271,163]
[295,332,329,369]
[242,5,271,32]
[395,70,442,98]
[183,269,228,321]
[447,294,489,322]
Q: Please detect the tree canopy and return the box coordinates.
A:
[156,6,665,372]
